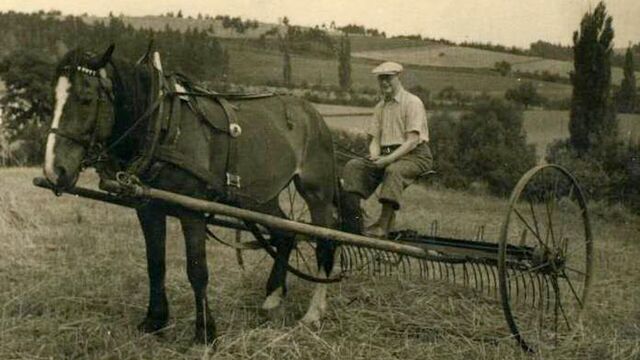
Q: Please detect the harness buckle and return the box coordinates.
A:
[226,173,241,188]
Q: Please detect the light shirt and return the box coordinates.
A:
[367,88,429,146]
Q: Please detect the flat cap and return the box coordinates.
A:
[372,61,403,75]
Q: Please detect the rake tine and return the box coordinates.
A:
[544,274,552,312]
[450,263,457,284]
[522,269,530,304]
[356,246,370,274]
[470,262,480,292]
[488,264,498,297]
[342,245,354,272]
[462,263,469,287]
[514,268,522,304]
[419,259,426,278]
[528,272,536,308]
[482,263,492,297]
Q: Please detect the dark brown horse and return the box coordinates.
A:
[43,44,341,344]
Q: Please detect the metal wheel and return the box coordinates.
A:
[498,164,593,352]
[277,181,339,282]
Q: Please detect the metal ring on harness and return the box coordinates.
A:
[229,123,242,138]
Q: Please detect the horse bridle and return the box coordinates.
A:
[48,65,115,170]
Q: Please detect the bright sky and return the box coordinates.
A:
[2,0,639,48]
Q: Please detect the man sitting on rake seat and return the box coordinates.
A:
[342,61,433,238]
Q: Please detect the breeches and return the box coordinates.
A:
[342,142,433,210]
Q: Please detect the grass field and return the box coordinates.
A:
[353,45,637,85]
[1,167,639,359]
[228,47,572,99]
[316,104,640,160]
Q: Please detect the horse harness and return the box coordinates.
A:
[67,61,277,202]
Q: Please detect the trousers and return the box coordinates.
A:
[342,142,433,210]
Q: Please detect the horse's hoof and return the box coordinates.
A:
[194,325,217,345]
[137,316,169,334]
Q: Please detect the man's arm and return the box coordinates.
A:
[372,131,420,167]
[368,134,381,160]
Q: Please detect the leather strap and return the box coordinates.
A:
[217,97,241,201]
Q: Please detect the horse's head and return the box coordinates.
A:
[44,45,116,190]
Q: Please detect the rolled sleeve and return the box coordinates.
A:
[404,96,429,142]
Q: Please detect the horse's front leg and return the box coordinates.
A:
[136,205,169,333]
[179,211,216,344]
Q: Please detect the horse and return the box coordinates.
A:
[42,44,343,344]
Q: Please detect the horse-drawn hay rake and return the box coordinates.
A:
[34,162,593,352]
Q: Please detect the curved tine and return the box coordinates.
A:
[513,267,521,304]
[401,254,411,277]
[462,263,469,287]
[522,267,530,305]
[418,259,425,278]
[536,273,546,334]
[451,263,457,285]
[355,246,369,275]
[482,263,492,297]
[529,272,537,309]
[344,246,353,272]
[488,264,498,298]
[470,262,480,292]
[420,259,428,279]
[348,246,359,273]
[477,263,485,294]
[544,274,552,313]
[339,246,349,272]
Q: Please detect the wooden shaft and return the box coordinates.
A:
[100,179,430,258]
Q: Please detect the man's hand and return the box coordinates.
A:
[372,155,392,168]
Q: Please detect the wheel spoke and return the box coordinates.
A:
[514,208,550,252]
[564,266,587,277]
[528,197,543,243]
[560,270,584,308]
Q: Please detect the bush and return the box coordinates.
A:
[428,111,467,188]
[546,139,640,213]
[456,98,537,195]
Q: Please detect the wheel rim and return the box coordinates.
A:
[498,164,593,352]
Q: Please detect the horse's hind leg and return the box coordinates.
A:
[136,204,169,334]
[179,211,216,344]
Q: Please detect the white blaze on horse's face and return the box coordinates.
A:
[44,76,72,184]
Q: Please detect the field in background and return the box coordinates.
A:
[316,104,640,159]
[1,168,638,359]
[228,47,572,99]
[353,45,637,85]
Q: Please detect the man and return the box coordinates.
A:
[342,61,433,238]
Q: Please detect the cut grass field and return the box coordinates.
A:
[227,47,572,99]
[353,45,638,85]
[1,167,639,359]
[316,104,640,160]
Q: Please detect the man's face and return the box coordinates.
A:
[377,74,400,100]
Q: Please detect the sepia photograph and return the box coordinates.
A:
[0,1,638,358]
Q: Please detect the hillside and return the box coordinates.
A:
[353,45,638,84]
[226,46,572,99]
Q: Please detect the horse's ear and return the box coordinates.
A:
[136,40,155,65]
[95,44,115,68]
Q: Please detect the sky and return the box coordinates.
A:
[2,0,639,48]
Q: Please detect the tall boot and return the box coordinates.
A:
[364,203,395,238]
[340,191,363,234]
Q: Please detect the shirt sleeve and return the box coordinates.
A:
[404,96,427,136]
[366,103,382,139]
